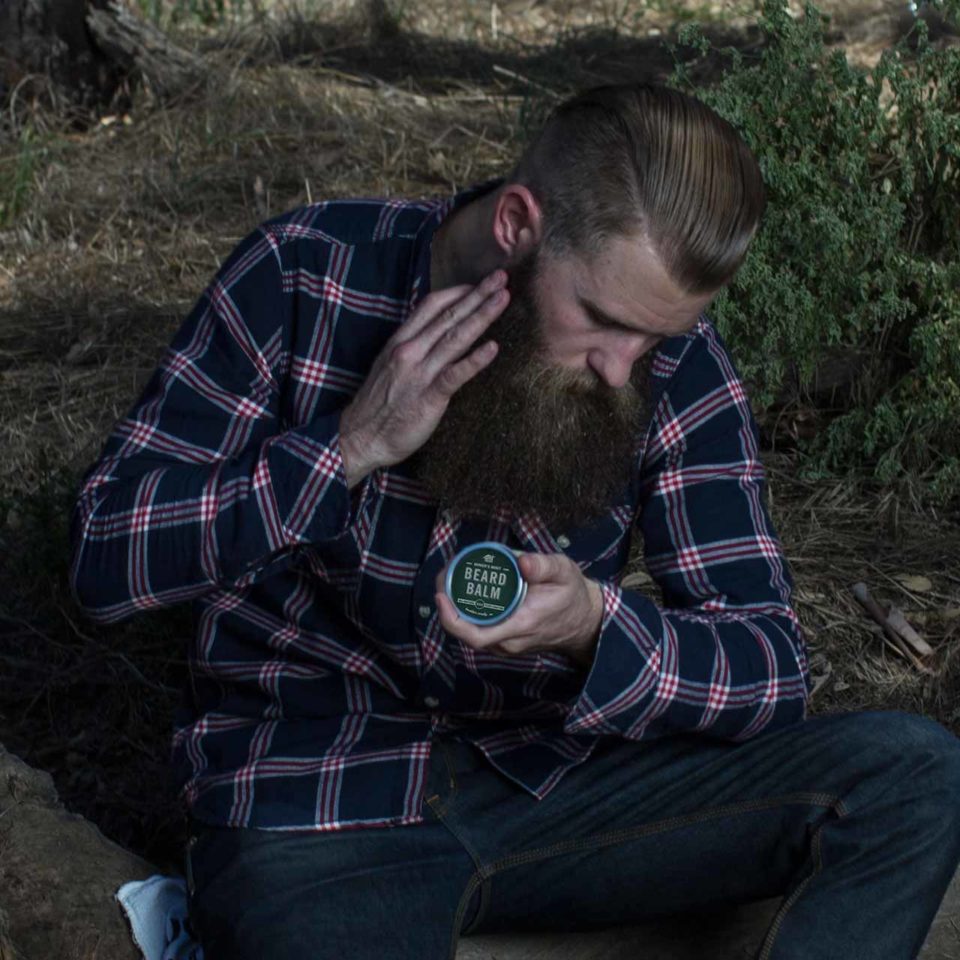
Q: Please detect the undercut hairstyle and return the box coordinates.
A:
[509,83,767,294]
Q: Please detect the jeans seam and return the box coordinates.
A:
[757,806,836,960]
[451,873,487,949]
[425,794,488,960]
[481,792,845,876]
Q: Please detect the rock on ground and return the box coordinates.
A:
[0,744,153,960]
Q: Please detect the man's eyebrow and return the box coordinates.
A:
[580,297,642,332]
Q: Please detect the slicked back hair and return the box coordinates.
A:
[509,83,767,295]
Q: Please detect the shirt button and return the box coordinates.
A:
[418,604,432,618]
[557,534,571,549]
[424,696,440,709]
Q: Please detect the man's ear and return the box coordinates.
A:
[492,185,543,263]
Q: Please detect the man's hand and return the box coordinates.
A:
[339,270,509,487]
[434,552,604,669]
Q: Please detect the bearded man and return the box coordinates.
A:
[69,84,960,960]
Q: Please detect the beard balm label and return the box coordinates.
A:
[445,541,527,626]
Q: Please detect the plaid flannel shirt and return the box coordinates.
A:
[69,181,812,831]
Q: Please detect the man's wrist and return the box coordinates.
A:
[340,424,378,491]
[568,578,604,669]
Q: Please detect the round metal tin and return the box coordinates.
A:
[445,541,527,626]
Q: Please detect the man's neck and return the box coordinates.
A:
[430,188,503,292]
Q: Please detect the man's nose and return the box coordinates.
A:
[590,346,643,389]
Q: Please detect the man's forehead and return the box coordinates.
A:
[571,235,714,334]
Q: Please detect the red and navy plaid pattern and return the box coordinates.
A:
[69,182,812,831]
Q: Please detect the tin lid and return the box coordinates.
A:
[445,541,526,627]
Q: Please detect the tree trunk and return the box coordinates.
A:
[0,0,204,107]
[0,0,114,102]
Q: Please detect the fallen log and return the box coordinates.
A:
[85,0,205,101]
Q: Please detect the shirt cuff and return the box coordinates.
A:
[564,581,662,736]
[268,410,379,548]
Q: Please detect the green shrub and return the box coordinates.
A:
[669,1,960,503]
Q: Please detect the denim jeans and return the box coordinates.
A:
[186,709,960,960]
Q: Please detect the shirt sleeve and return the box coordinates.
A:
[564,324,812,742]
[68,227,377,624]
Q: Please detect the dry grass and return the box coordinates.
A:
[0,64,522,496]
[764,457,960,721]
[0,0,957,866]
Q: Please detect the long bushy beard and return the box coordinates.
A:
[411,251,652,531]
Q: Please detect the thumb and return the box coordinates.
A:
[519,552,564,583]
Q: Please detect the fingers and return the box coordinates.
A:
[433,555,572,607]
[420,279,509,371]
[342,270,510,472]
[385,269,509,415]
[395,270,507,348]
[420,286,508,395]
[392,283,475,344]
[433,590,534,650]
[433,564,542,650]
[431,339,499,398]
[433,555,596,664]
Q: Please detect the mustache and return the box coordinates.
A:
[509,347,645,417]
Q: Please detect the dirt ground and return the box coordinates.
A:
[0,0,958,871]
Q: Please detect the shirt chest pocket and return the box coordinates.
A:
[542,506,635,582]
